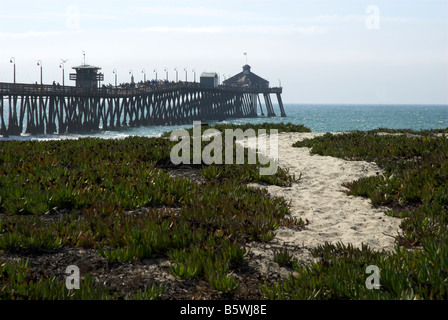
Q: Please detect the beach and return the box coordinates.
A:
[2,127,445,300]
[243,132,402,278]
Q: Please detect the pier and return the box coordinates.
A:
[0,65,286,137]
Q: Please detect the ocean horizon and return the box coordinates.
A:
[1,103,446,141]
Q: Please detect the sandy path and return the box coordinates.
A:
[241,132,402,276]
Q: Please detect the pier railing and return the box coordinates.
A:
[0,82,282,97]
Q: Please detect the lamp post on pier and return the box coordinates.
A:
[142,69,146,82]
[113,69,117,88]
[164,68,168,81]
[192,68,196,83]
[59,62,65,86]
[153,68,158,82]
[184,67,188,82]
[10,57,15,84]
[129,69,134,83]
[37,60,43,85]
[174,67,178,82]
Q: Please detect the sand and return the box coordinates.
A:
[240,132,403,277]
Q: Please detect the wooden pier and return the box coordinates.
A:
[0,81,286,137]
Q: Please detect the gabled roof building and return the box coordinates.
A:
[222,65,269,89]
[221,64,285,117]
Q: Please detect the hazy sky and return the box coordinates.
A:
[1,0,447,104]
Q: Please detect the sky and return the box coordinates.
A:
[0,0,447,104]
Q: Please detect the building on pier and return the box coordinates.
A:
[69,64,104,88]
[200,72,219,88]
[222,65,269,89]
[222,65,285,117]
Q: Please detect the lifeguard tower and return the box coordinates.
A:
[69,58,104,88]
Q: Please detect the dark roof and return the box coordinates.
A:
[223,65,269,88]
[72,64,101,70]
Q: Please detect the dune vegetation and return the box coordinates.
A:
[261,129,448,299]
[0,123,307,299]
[1,125,447,300]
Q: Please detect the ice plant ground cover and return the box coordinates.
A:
[1,125,447,299]
[0,123,308,299]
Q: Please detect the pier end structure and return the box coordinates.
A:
[222,65,286,117]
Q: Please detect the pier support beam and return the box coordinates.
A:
[276,93,286,117]
[263,93,276,117]
[257,95,264,116]
[277,93,286,117]
[0,97,8,137]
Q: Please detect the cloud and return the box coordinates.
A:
[259,14,447,25]
[0,24,327,38]
[0,11,117,21]
[0,30,68,39]
[129,6,255,20]
[135,25,328,35]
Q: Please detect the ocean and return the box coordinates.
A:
[1,104,447,141]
